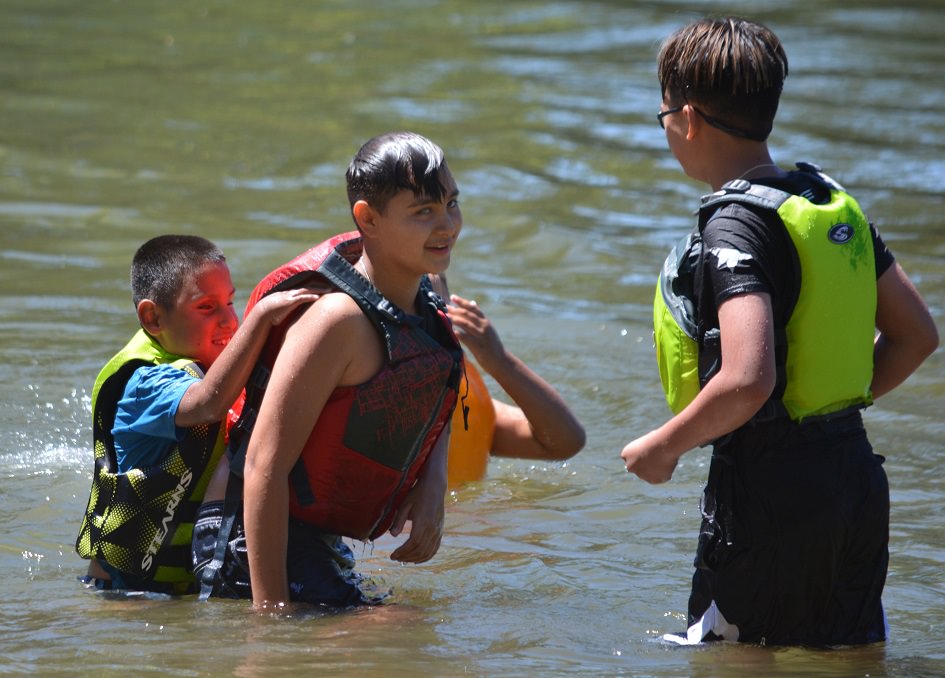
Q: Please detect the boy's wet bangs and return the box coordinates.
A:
[394,140,447,202]
[346,132,449,214]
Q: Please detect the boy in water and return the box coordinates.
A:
[77,235,318,593]
[622,17,938,645]
[194,132,467,608]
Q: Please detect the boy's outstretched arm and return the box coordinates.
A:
[175,288,321,427]
[870,263,938,399]
[622,292,776,483]
[448,294,585,460]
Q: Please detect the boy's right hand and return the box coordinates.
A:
[252,287,328,326]
[621,431,679,484]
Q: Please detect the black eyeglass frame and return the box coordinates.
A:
[656,106,683,129]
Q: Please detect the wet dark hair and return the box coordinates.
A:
[131,234,226,309]
[345,131,449,216]
[657,17,788,141]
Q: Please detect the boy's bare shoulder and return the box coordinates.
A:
[309,289,363,315]
[289,290,384,384]
[291,290,374,338]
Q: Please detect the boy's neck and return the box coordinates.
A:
[705,144,785,191]
[357,257,421,315]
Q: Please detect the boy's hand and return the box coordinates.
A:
[388,471,445,564]
[253,287,327,326]
[447,294,507,373]
[621,431,678,484]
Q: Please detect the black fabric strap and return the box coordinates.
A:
[198,472,243,601]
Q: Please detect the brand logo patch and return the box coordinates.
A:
[828,223,854,244]
[141,468,193,573]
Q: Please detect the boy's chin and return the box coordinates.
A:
[199,349,225,367]
[427,256,452,275]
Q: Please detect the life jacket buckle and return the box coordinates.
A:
[720,178,751,193]
[249,364,270,391]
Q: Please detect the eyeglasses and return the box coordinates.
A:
[657,103,765,141]
[656,106,683,129]
[689,105,766,141]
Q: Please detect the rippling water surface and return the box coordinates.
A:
[2,1,943,676]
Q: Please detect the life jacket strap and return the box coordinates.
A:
[198,470,243,601]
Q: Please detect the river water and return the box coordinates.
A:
[1,1,943,676]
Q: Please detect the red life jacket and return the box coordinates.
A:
[228,232,463,541]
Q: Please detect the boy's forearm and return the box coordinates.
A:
[626,372,770,483]
[176,312,270,427]
[669,372,771,450]
[871,332,938,399]
[180,291,320,427]
[870,263,939,399]
[420,425,449,492]
[487,351,585,459]
[243,469,290,607]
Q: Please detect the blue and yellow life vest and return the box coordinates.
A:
[75,330,226,592]
[654,163,876,422]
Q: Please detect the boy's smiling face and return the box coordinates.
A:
[360,165,463,279]
[149,261,239,367]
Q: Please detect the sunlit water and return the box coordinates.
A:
[2,1,943,676]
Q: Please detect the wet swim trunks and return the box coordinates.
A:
[192,501,387,607]
[688,413,889,645]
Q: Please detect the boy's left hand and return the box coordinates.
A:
[447,294,507,374]
[388,473,445,564]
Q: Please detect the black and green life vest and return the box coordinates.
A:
[75,330,226,592]
[654,163,876,422]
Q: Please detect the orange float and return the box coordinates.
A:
[446,360,495,488]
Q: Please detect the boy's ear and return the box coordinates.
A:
[136,299,162,336]
[352,200,380,238]
[683,104,701,141]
